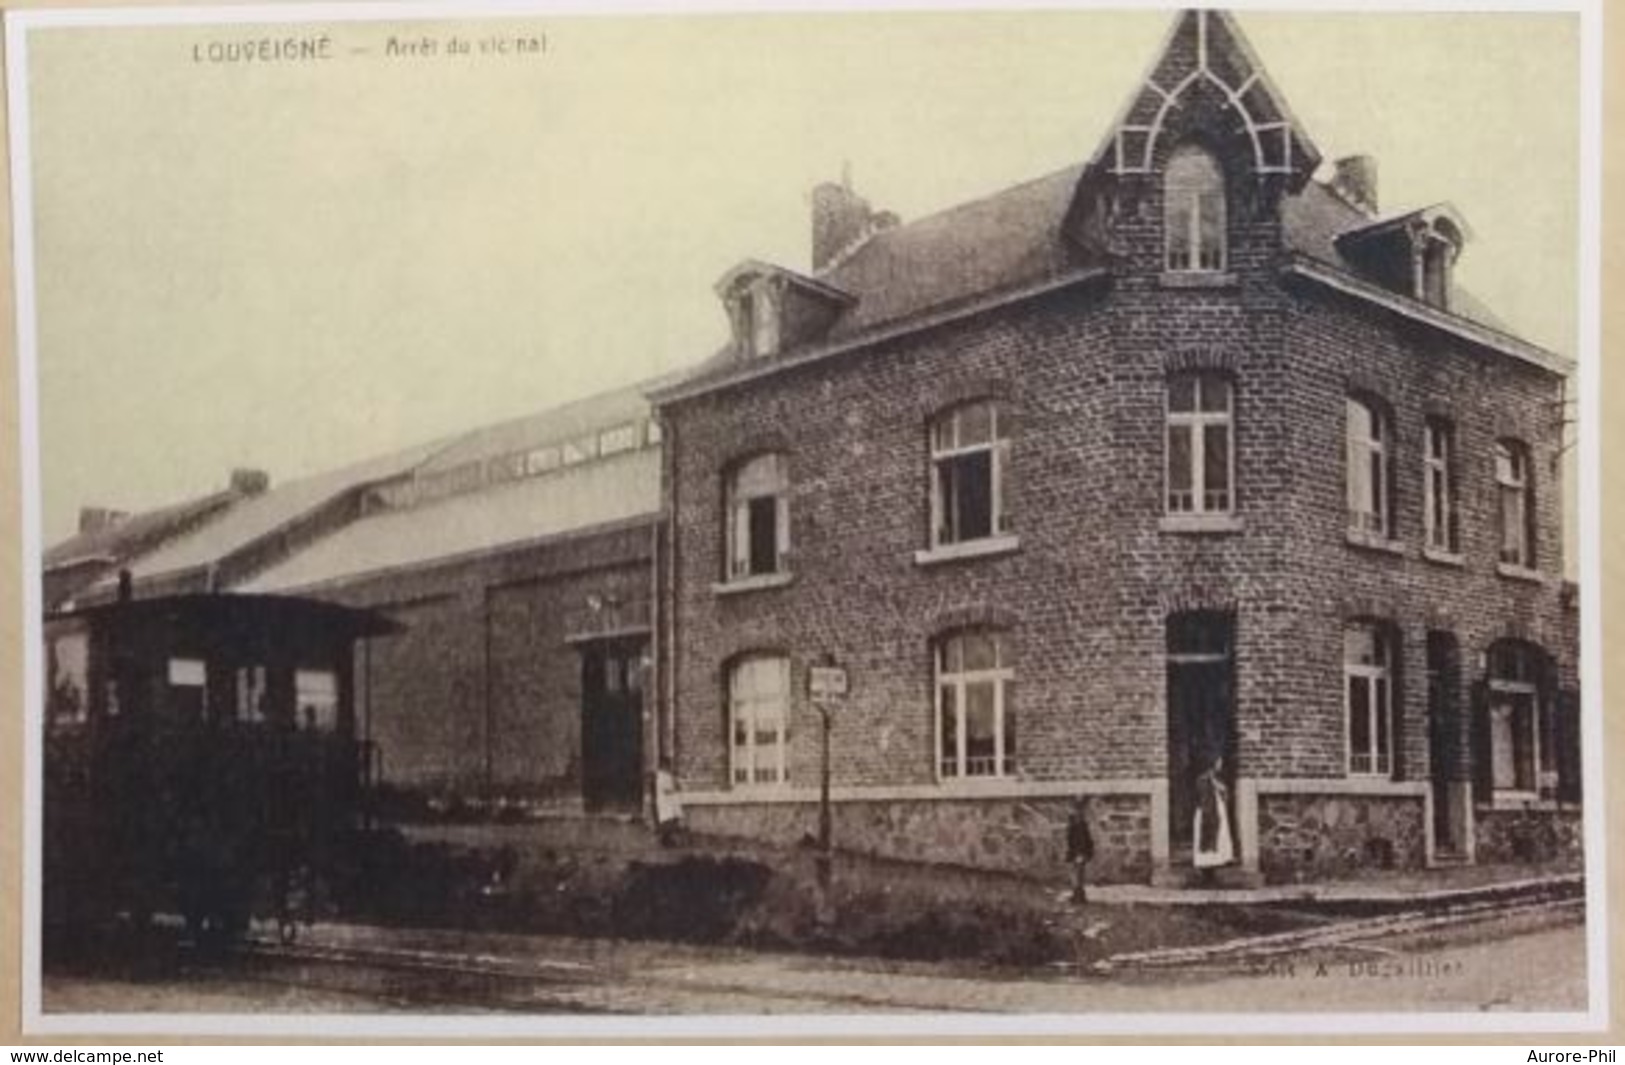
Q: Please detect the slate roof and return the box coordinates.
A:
[107,438,452,589]
[413,384,653,475]
[818,165,1091,341]
[1280,181,1509,333]
[44,488,237,571]
[94,380,668,596]
[655,167,1528,404]
[239,449,660,594]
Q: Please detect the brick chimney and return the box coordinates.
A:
[812,173,895,272]
[78,506,129,535]
[1330,155,1378,216]
[230,467,270,496]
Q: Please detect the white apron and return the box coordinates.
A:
[1193,799,1234,869]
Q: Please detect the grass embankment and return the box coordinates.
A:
[341,824,1312,969]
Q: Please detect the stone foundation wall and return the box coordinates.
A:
[1257,792,1425,884]
[1474,806,1583,865]
[684,793,1154,884]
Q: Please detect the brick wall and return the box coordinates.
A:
[655,18,1578,878]
[295,519,656,799]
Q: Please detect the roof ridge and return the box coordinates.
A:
[854,163,1085,240]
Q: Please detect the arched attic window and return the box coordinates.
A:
[1164,145,1226,273]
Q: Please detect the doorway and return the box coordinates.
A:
[1166,612,1236,851]
[580,639,646,811]
[1426,631,1464,856]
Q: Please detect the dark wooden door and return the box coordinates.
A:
[580,641,645,811]
[1426,631,1462,855]
[1166,613,1235,850]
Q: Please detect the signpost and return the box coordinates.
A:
[808,661,847,919]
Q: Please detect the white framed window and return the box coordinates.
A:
[1487,643,1541,798]
[1344,625,1394,777]
[728,655,790,787]
[1346,397,1392,538]
[1424,418,1457,552]
[1164,145,1226,272]
[725,453,789,579]
[1166,373,1234,514]
[930,401,1010,548]
[1496,440,1535,568]
[936,630,1015,779]
[644,419,664,447]
[295,668,339,732]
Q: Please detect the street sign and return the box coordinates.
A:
[808,665,848,700]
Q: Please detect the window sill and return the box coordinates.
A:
[1475,798,1580,814]
[1345,529,1406,557]
[1422,547,1466,568]
[914,535,1021,567]
[1478,792,1546,811]
[712,572,794,597]
[1160,270,1238,290]
[933,774,1021,795]
[728,783,793,797]
[1496,562,1545,585]
[1159,513,1243,535]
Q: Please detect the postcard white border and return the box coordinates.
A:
[7,0,1608,1038]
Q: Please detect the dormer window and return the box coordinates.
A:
[1417,219,1463,309]
[716,260,854,361]
[1164,145,1226,273]
[1420,238,1451,309]
[729,280,780,359]
[1337,207,1468,309]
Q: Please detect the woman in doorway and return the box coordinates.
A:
[1192,757,1234,883]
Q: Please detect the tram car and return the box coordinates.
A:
[42,588,399,943]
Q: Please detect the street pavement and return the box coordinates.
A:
[41,905,1587,1018]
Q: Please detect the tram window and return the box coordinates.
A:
[236,665,268,724]
[47,632,89,725]
[167,658,207,723]
[295,669,339,732]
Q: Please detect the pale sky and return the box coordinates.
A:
[22,8,1580,549]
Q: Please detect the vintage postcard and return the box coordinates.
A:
[5,0,1606,1038]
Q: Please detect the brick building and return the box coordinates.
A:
[649,10,1581,884]
[42,8,1582,886]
